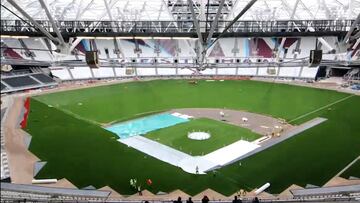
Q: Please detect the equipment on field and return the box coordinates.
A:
[188,80,198,85]
[146,179,152,186]
[255,183,271,195]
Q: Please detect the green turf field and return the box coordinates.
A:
[34,80,348,124]
[145,118,261,155]
[340,160,360,179]
[26,79,360,195]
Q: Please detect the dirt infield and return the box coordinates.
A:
[169,108,292,136]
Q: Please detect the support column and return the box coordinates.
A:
[89,67,95,79]
[155,64,159,76]
[66,67,74,80]
[112,67,117,77]
[343,13,360,44]
[299,65,304,78]
[134,67,138,77]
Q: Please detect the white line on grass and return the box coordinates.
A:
[334,155,359,178]
[289,94,355,123]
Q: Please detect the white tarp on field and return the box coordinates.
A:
[119,136,259,174]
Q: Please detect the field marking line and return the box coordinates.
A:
[50,106,102,126]
[288,94,355,123]
[334,155,360,178]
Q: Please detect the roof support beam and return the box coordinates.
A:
[353,38,360,49]
[59,0,76,20]
[206,0,225,45]
[95,0,120,21]
[76,0,94,20]
[75,0,84,20]
[320,0,331,19]
[188,0,204,66]
[223,0,258,34]
[209,0,258,48]
[6,0,61,45]
[290,0,300,19]
[157,4,164,20]
[352,31,360,39]
[226,0,239,20]
[188,0,204,45]
[91,0,120,30]
[69,37,82,52]
[343,13,360,44]
[348,0,354,19]
[104,0,117,32]
[161,0,179,30]
[299,0,315,18]
[281,0,300,19]
[38,0,66,45]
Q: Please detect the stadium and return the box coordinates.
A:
[0,0,360,202]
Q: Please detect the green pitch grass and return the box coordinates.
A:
[27,80,360,195]
[340,160,360,179]
[145,118,261,155]
[34,80,347,124]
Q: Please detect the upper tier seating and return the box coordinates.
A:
[2,76,39,88]
[3,37,357,81]
[31,73,56,84]
[2,37,349,61]
[1,73,57,93]
[1,82,7,91]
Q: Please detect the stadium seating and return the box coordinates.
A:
[1,73,57,93]
[2,36,356,81]
[2,76,39,87]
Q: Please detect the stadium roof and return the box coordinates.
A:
[1,0,360,21]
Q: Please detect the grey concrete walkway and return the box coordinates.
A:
[119,135,217,174]
[215,117,328,169]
